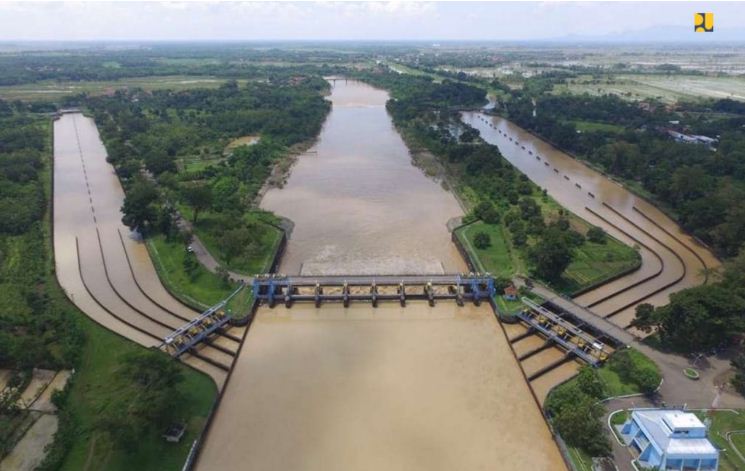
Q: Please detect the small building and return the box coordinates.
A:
[618,409,719,470]
[503,285,518,301]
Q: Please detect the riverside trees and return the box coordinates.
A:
[94,73,330,273]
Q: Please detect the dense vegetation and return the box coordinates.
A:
[0,105,83,374]
[89,75,330,274]
[632,249,745,353]
[0,45,362,86]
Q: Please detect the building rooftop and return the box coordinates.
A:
[632,410,718,458]
[663,411,705,430]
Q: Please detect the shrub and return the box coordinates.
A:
[587,226,607,244]
[473,231,491,249]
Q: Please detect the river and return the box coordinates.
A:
[461,112,720,329]
[261,79,466,275]
[196,80,566,470]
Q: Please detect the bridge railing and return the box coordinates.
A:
[161,283,245,357]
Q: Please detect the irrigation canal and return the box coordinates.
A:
[462,112,720,331]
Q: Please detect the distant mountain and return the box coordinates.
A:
[552,25,745,43]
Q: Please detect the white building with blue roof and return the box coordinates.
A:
[618,409,719,470]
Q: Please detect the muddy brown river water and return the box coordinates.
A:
[461,112,720,328]
[197,81,567,470]
[262,80,466,275]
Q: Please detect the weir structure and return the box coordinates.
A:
[160,284,245,360]
[516,297,608,367]
[251,273,496,308]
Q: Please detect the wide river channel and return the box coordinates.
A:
[196,80,566,470]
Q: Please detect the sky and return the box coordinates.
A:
[1,1,744,42]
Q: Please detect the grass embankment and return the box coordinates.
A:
[147,235,254,318]
[558,238,640,294]
[694,410,745,471]
[455,221,516,277]
[455,219,639,296]
[147,234,234,309]
[596,348,659,397]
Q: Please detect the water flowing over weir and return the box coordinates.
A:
[461,112,720,330]
[195,81,567,470]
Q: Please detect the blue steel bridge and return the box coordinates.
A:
[162,273,609,369]
[251,273,496,308]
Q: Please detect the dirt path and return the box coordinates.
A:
[0,414,58,471]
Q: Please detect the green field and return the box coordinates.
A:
[0,75,243,101]
[596,348,659,397]
[573,120,624,134]
[554,74,745,103]
[147,234,236,309]
[560,238,640,295]
[455,221,516,278]
[191,212,284,276]
[693,410,745,471]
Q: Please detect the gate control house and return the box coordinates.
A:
[619,409,719,470]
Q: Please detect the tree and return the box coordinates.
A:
[183,253,199,281]
[220,227,253,265]
[474,231,491,250]
[554,395,611,457]
[635,285,745,352]
[587,226,606,244]
[576,366,604,399]
[473,200,500,224]
[95,350,184,451]
[630,303,656,333]
[636,368,661,395]
[182,183,213,224]
[528,228,573,282]
[121,179,160,233]
[731,353,745,396]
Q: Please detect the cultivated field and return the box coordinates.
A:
[554,74,745,103]
[0,75,241,100]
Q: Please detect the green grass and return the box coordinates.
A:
[693,410,745,471]
[597,348,660,397]
[147,234,236,309]
[560,238,640,294]
[553,74,745,104]
[572,120,624,134]
[455,221,516,278]
[0,76,245,101]
[567,445,594,471]
[60,314,217,471]
[495,295,524,315]
[192,211,283,276]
